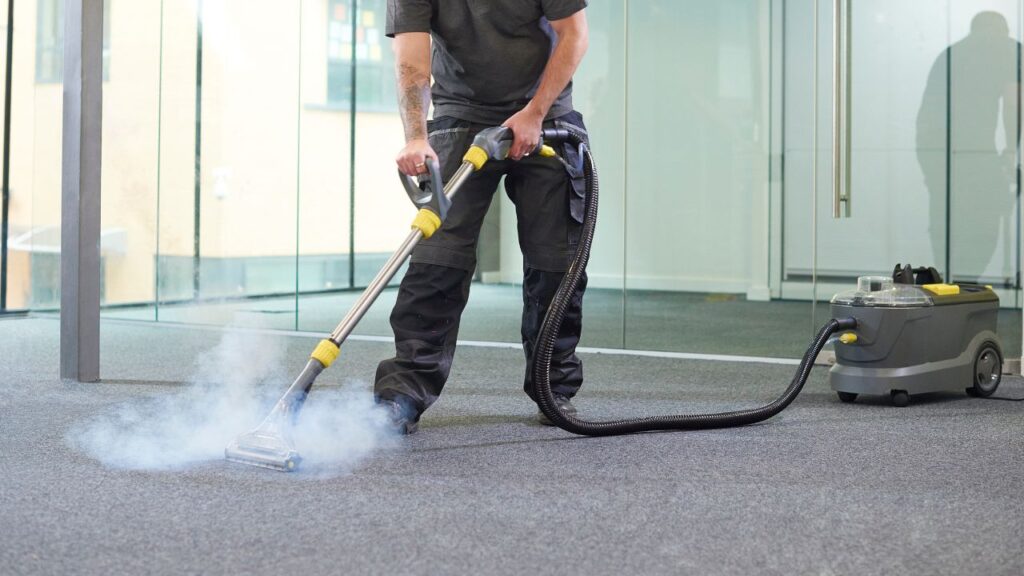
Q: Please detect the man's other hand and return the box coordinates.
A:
[397,138,439,176]
[502,104,544,161]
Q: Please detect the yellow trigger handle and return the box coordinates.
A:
[464,142,559,171]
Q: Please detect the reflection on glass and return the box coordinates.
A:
[6,0,1014,361]
[921,11,1020,286]
[154,0,301,329]
[4,0,64,311]
[804,1,1022,361]
[568,0,625,349]
[625,1,787,356]
[350,0,406,293]
[300,0,355,287]
[805,1,958,328]
[298,0,403,336]
[297,0,356,332]
[155,0,201,312]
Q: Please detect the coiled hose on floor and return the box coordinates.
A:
[532,127,858,436]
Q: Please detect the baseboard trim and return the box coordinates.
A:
[1007,358,1022,376]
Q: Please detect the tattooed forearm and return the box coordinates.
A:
[398,63,431,142]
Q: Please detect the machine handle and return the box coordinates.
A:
[469,126,556,163]
[471,126,514,161]
[399,157,450,222]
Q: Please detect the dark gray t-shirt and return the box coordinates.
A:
[386,0,587,124]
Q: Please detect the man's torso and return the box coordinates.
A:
[388,0,586,124]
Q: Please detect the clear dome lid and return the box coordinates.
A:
[830,276,934,308]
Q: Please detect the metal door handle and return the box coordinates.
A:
[833,0,852,218]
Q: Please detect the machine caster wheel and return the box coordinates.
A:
[967,342,1002,398]
[890,390,909,407]
[837,391,858,403]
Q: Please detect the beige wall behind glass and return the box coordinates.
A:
[152,0,301,330]
[298,0,403,334]
[5,0,62,311]
[100,0,159,313]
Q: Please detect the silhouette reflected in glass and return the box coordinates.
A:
[917,11,1019,284]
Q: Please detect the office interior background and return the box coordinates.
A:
[4,2,1024,575]
[1,0,1021,362]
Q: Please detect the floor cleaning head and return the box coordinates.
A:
[224,358,326,471]
[224,414,302,471]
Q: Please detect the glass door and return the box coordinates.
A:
[621,0,815,359]
[786,0,1023,367]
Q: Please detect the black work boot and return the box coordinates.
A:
[536,395,578,426]
[376,396,419,435]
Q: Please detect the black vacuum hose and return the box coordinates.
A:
[532,127,858,436]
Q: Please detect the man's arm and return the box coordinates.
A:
[503,10,589,160]
[394,32,436,175]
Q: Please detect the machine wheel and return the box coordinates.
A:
[967,342,1002,398]
[890,390,910,407]
[837,391,858,403]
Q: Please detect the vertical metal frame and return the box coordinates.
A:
[811,0,819,327]
[944,6,952,281]
[1019,0,1023,372]
[348,0,357,289]
[193,0,203,298]
[831,0,840,218]
[769,0,786,299]
[60,0,104,382]
[843,0,851,216]
[831,0,851,219]
[1,0,13,311]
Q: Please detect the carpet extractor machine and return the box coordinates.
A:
[829,265,1003,407]
[226,126,1008,472]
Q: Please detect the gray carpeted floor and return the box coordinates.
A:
[1,317,1022,576]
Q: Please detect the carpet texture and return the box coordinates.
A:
[1,317,1022,576]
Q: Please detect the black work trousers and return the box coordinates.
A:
[374,111,590,421]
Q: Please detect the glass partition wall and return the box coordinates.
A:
[0,1,8,314]
[784,0,1022,361]
[621,1,813,357]
[81,0,625,344]
[1,1,1020,367]
[2,0,65,314]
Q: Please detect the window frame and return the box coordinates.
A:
[35,0,111,84]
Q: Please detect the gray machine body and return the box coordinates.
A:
[829,288,1002,398]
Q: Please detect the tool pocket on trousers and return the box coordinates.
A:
[427,117,473,178]
[554,113,589,225]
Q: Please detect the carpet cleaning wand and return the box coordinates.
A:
[225,128,558,471]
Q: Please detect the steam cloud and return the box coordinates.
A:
[71,325,396,474]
